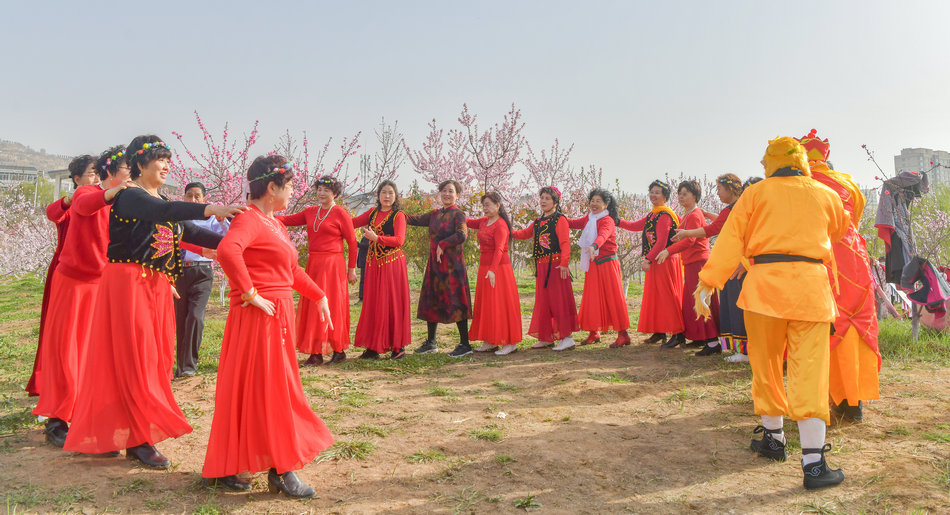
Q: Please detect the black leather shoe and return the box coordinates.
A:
[268,468,315,498]
[643,333,666,344]
[661,333,685,349]
[802,444,845,490]
[326,351,346,365]
[835,399,863,422]
[126,444,170,469]
[414,339,438,354]
[695,344,722,356]
[303,354,323,366]
[202,475,251,491]
[44,418,68,448]
[359,349,380,360]
[750,425,787,461]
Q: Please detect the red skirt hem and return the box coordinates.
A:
[470,264,523,346]
[354,254,411,353]
[637,255,685,334]
[682,260,720,340]
[296,252,351,354]
[527,260,578,341]
[578,259,630,332]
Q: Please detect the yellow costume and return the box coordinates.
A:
[697,137,850,423]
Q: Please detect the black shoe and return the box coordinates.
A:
[303,354,324,366]
[695,344,722,356]
[390,348,406,360]
[126,444,170,469]
[414,339,438,354]
[644,333,666,344]
[44,418,68,448]
[750,425,787,461]
[202,475,251,492]
[448,343,473,358]
[835,399,863,422]
[326,351,346,365]
[268,468,315,498]
[661,333,685,349]
[802,444,845,490]
[358,349,380,360]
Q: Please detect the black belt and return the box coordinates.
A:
[753,253,822,264]
[183,261,212,268]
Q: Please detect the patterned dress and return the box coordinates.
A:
[407,206,472,323]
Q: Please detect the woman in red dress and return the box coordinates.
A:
[618,180,685,347]
[467,192,523,356]
[202,155,334,497]
[566,188,631,348]
[277,176,358,366]
[352,180,411,359]
[512,186,578,351]
[32,147,131,448]
[64,135,242,467]
[656,180,720,351]
[27,155,100,398]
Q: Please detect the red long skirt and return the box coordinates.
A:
[31,271,98,421]
[528,257,578,342]
[578,258,630,332]
[682,260,720,340]
[64,263,191,453]
[203,295,334,477]
[354,252,411,353]
[637,254,685,334]
[296,251,351,355]
[27,256,63,397]
[470,263,523,346]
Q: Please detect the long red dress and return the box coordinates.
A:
[512,214,578,341]
[27,197,72,397]
[619,208,685,335]
[203,205,334,477]
[664,207,720,340]
[566,214,630,332]
[32,186,111,422]
[277,205,357,355]
[467,217,523,346]
[352,208,411,353]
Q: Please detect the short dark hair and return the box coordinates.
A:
[649,179,672,200]
[375,180,402,211]
[314,176,343,197]
[68,155,97,180]
[95,145,127,180]
[539,186,561,209]
[248,155,294,200]
[184,182,207,196]
[438,179,462,196]
[677,180,702,202]
[126,134,172,179]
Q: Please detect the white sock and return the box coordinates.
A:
[798,417,826,466]
[707,340,718,348]
[761,415,786,443]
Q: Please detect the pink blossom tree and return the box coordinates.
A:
[458,103,525,200]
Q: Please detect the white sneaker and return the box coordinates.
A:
[474,344,499,352]
[531,340,554,349]
[552,337,576,351]
[494,345,518,356]
[725,352,750,363]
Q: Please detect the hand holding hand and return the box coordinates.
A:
[201,248,217,260]
[671,228,686,242]
[104,180,134,201]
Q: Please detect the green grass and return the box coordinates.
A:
[589,372,631,383]
[878,318,950,366]
[470,424,503,442]
[426,386,455,397]
[317,439,377,462]
[513,495,543,511]
[343,423,388,438]
[495,454,516,464]
[1,483,94,511]
[491,380,522,392]
[405,449,446,463]
[338,353,455,375]
[922,431,950,443]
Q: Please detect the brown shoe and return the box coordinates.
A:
[303,354,324,366]
[326,351,346,365]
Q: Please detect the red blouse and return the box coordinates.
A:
[217,205,325,305]
[665,208,710,264]
[703,205,733,237]
[277,204,358,268]
[46,197,71,258]
[56,185,111,282]
[566,214,617,258]
[512,216,571,267]
[466,217,511,268]
[351,209,407,248]
[618,213,673,262]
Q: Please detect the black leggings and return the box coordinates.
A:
[427,320,469,345]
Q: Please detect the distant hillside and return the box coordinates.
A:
[0,139,72,171]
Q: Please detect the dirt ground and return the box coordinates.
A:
[1,288,949,514]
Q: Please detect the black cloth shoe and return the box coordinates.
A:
[750,425,787,461]
[644,333,666,344]
[303,354,323,366]
[268,468,315,498]
[326,351,346,365]
[390,348,406,360]
[802,444,845,490]
[202,475,251,492]
[661,333,685,349]
[414,339,438,354]
[358,349,380,360]
[126,443,170,469]
[835,399,863,422]
[695,344,722,356]
[44,418,68,448]
[448,343,473,358]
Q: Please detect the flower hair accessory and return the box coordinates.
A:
[134,141,170,156]
[251,162,293,182]
[717,176,742,189]
[102,149,126,170]
[315,176,337,186]
[651,180,671,192]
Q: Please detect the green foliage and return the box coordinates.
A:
[513,495,542,510]
[878,318,950,366]
[317,440,376,462]
[405,449,446,463]
[589,372,631,383]
[470,424,503,442]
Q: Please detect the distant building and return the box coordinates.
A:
[894,148,950,187]
[0,163,40,187]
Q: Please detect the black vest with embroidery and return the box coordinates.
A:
[641,211,678,256]
[108,202,186,277]
[532,212,563,259]
[367,208,402,264]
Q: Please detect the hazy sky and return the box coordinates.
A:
[2,0,948,192]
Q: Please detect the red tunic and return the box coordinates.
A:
[352,209,412,352]
[512,216,578,341]
[703,205,733,238]
[566,214,630,332]
[277,205,357,354]
[467,217,523,345]
[619,214,684,334]
[56,185,110,282]
[203,205,333,477]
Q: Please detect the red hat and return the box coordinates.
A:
[798,129,830,162]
